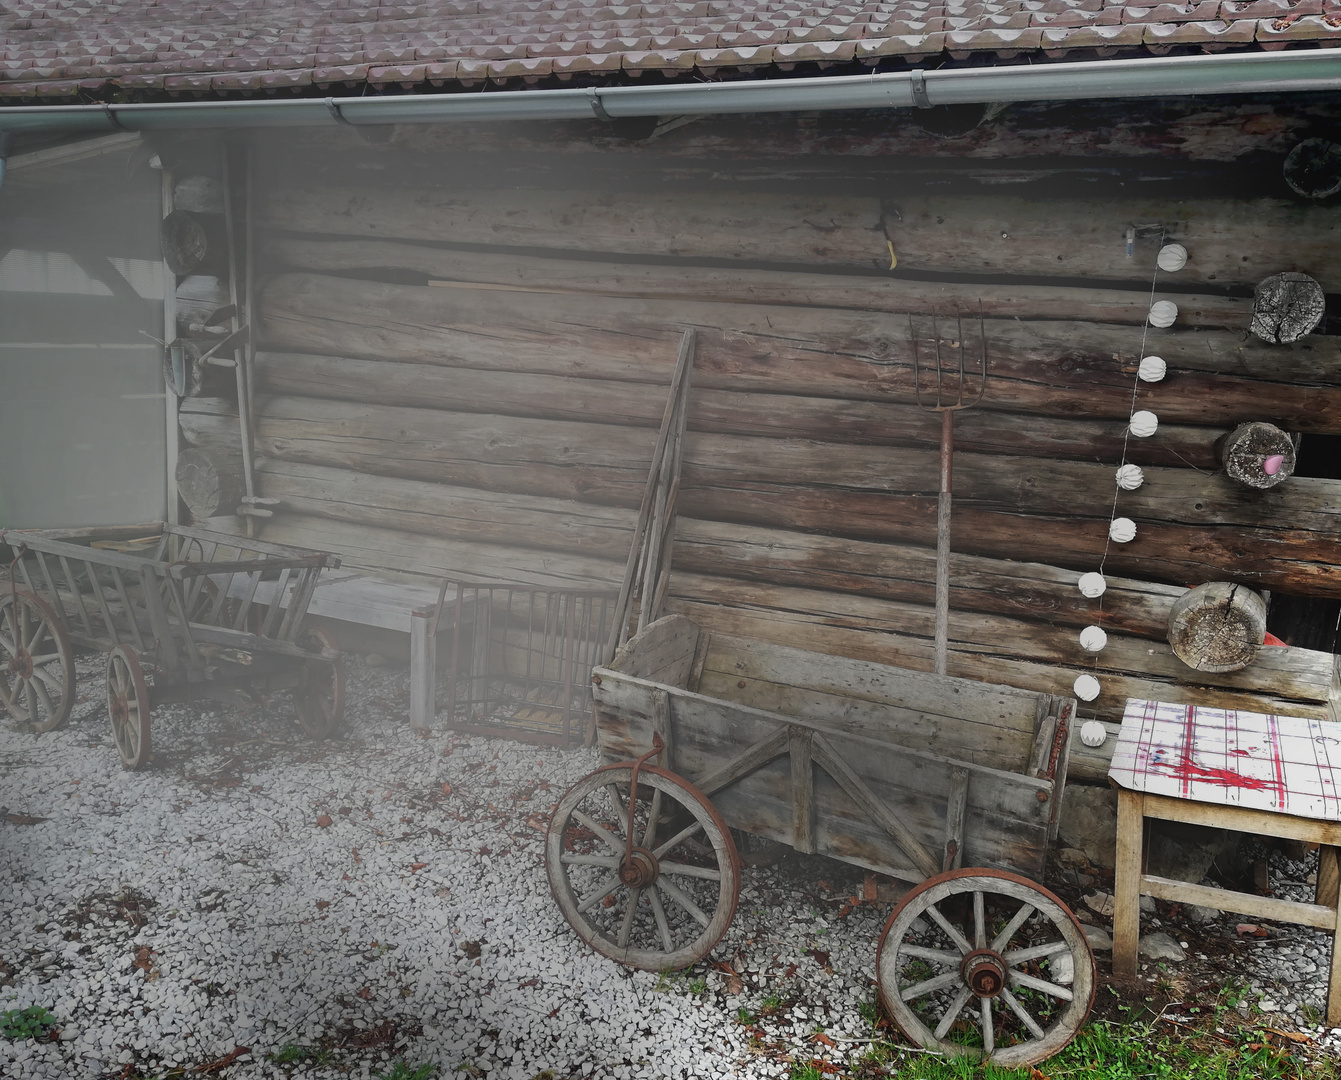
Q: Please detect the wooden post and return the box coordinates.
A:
[409,608,435,730]
[789,725,815,855]
[1167,582,1267,674]
[1219,421,1296,489]
[1113,787,1144,979]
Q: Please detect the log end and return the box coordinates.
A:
[1219,421,1296,489]
[1250,272,1325,345]
[1167,582,1267,674]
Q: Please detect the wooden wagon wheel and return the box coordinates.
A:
[876,868,1094,1067]
[107,644,151,770]
[546,763,741,971]
[293,628,345,738]
[0,587,74,733]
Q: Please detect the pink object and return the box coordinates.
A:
[1263,454,1286,476]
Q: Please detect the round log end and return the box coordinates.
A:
[1167,582,1267,673]
[176,446,246,521]
[161,209,209,276]
[1284,138,1341,201]
[1219,422,1296,489]
[1251,272,1325,344]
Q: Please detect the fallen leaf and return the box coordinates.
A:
[441,783,453,796]
[1267,1028,1312,1044]
[4,814,47,825]
[810,1032,837,1048]
[356,986,373,1000]
[518,978,538,988]
[478,845,491,855]
[462,940,483,959]
[351,848,362,864]
[316,901,331,910]
[816,879,832,892]
[315,815,333,828]
[806,949,832,971]
[784,963,797,978]
[1237,923,1270,938]
[409,863,427,872]
[435,887,451,898]
[836,903,853,918]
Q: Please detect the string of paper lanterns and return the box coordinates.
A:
[1071,237,1186,716]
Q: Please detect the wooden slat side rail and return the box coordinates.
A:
[693,727,790,799]
[1141,874,1337,931]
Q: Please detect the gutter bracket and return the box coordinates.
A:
[909,69,933,110]
[326,97,353,125]
[102,103,127,130]
[589,91,613,121]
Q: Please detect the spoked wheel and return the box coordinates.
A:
[107,644,151,770]
[876,868,1094,1067]
[0,588,74,732]
[294,628,344,738]
[546,763,741,971]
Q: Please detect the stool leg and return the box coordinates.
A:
[409,609,436,730]
[1113,788,1143,978]
[1322,846,1341,1027]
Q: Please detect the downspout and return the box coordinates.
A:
[0,50,1340,134]
[0,133,10,188]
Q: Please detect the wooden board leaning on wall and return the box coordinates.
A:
[255,185,1341,288]
[257,275,1341,432]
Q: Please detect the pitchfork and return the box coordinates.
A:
[910,307,988,677]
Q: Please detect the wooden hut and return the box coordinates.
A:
[5,1,1341,861]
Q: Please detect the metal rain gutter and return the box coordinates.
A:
[1,49,1340,135]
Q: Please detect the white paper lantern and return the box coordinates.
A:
[1116,464,1145,491]
[1138,356,1167,383]
[1157,243,1188,273]
[1073,674,1101,701]
[1080,720,1108,748]
[1148,300,1178,328]
[1109,517,1137,543]
[1079,625,1108,653]
[1078,572,1107,598]
[1129,410,1159,438]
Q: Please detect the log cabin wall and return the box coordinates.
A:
[169,98,1341,780]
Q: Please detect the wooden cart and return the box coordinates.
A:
[545,615,1093,1065]
[0,523,344,768]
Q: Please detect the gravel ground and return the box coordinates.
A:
[2,651,1339,1079]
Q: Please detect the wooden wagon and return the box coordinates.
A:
[0,523,344,768]
[545,615,1094,1065]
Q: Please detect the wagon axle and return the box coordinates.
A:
[7,649,32,680]
[617,848,659,889]
[962,948,1008,998]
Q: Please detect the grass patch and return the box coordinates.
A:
[0,1005,57,1041]
[268,1043,339,1068]
[372,1062,436,1080]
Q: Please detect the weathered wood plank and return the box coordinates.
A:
[790,725,816,856]
[252,351,1224,468]
[260,237,1250,329]
[944,767,970,873]
[610,614,700,687]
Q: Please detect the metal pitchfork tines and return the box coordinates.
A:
[909,306,988,678]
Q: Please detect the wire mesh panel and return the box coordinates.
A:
[431,582,618,746]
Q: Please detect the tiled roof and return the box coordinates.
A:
[1,0,1339,101]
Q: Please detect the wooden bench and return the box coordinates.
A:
[592,615,1077,880]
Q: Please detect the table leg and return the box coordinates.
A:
[1113,788,1144,979]
[1322,846,1341,1027]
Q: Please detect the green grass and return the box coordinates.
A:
[372,1062,436,1080]
[267,1043,339,1068]
[0,1006,57,1041]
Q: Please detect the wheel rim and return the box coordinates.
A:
[107,645,151,770]
[546,763,740,971]
[876,868,1094,1067]
[294,628,344,738]
[0,590,73,733]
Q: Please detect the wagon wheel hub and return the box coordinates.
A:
[617,847,659,889]
[962,948,1008,999]
[7,649,31,680]
[109,691,129,727]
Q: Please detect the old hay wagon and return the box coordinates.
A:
[545,615,1092,1065]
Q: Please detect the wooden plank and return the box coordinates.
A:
[261,236,1250,328]
[650,687,675,776]
[811,732,942,880]
[1113,788,1144,979]
[790,725,815,855]
[250,353,1225,468]
[1142,874,1337,931]
[691,725,790,799]
[255,183,1341,288]
[610,614,701,687]
[1320,847,1340,909]
[944,767,969,873]
[1138,791,1341,847]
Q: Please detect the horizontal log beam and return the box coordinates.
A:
[258,274,1341,431]
[260,237,1251,329]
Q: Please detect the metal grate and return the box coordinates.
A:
[425,582,618,746]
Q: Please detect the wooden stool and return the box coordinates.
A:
[1108,699,1341,1025]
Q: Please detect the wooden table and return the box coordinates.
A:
[1109,698,1341,1024]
